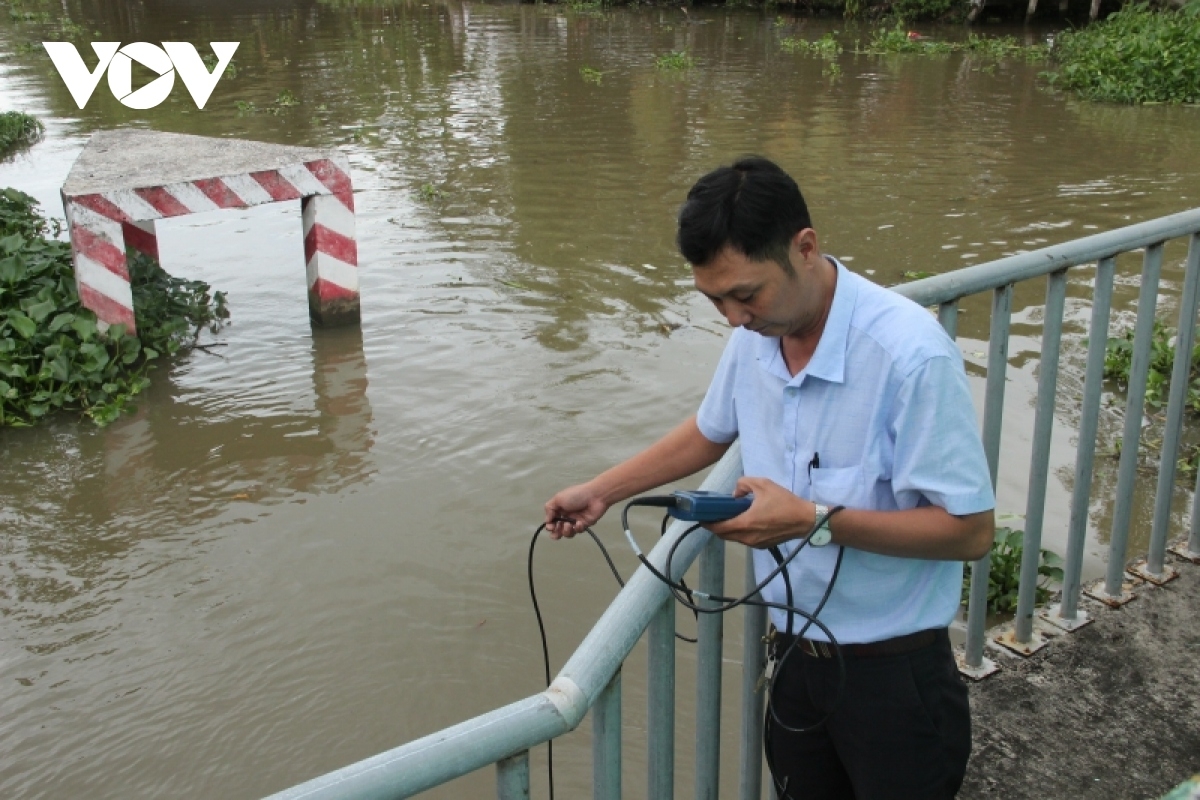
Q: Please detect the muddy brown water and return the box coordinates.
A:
[2,2,1200,797]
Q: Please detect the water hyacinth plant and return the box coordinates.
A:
[0,111,43,157]
[0,188,229,427]
[1043,2,1200,105]
[963,526,1064,615]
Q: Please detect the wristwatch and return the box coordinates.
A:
[809,502,833,547]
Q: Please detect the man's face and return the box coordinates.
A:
[692,245,810,338]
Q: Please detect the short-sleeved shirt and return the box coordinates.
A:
[696,259,994,643]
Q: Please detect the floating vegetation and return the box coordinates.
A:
[780,32,843,57]
[655,51,694,71]
[0,188,228,427]
[1043,2,1200,105]
[416,183,442,202]
[233,91,300,116]
[860,25,1045,61]
[580,66,604,85]
[0,111,42,157]
[202,51,238,78]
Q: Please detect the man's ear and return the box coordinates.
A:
[792,228,819,261]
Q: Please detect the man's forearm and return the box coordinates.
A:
[829,506,994,561]
[589,415,731,506]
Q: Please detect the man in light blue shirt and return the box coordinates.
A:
[545,156,995,799]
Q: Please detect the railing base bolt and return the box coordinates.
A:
[1167,539,1200,564]
[1039,604,1094,633]
[953,648,999,681]
[1127,559,1179,587]
[1083,576,1140,608]
[993,620,1056,657]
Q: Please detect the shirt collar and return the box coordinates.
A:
[756,256,858,385]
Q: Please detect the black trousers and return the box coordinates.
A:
[766,629,971,800]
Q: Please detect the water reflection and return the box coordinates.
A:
[0,325,373,648]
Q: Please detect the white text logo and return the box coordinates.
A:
[42,42,240,110]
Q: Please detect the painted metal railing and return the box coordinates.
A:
[897,207,1200,671]
[266,208,1200,799]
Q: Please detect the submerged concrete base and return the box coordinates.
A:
[963,559,1200,800]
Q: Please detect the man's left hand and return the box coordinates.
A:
[705,476,814,549]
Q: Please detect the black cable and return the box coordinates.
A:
[526,518,700,800]
[621,498,848,797]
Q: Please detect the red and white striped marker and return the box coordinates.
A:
[62,130,361,333]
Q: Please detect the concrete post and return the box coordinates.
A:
[62,129,362,333]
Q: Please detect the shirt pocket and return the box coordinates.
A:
[809,465,865,508]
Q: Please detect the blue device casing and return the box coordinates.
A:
[668,490,753,522]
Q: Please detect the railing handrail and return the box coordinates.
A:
[267,444,744,800]
[895,207,1200,307]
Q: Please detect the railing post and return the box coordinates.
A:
[739,554,767,800]
[963,284,1012,673]
[647,598,675,800]
[594,670,622,800]
[938,299,959,339]
[496,751,530,800]
[1103,243,1165,598]
[1055,257,1115,626]
[1147,234,1200,575]
[696,536,726,800]
[1010,269,1068,647]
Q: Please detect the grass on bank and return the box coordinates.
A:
[0,187,229,427]
[0,111,43,157]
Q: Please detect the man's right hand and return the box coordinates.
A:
[544,483,610,540]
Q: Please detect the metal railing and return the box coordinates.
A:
[897,207,1200,670]
[266,208,1200,799]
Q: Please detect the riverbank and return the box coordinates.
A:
[964,549,1200,799]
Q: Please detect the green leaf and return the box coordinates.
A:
[71,316,98,341]
[0,254,25,283]
[47,312,74,332]
[7,310,36,339]
[23,298,55,323]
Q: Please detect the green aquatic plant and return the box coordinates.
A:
[0,188,228,427]
[1103,318,1197,411]
[1044,2,1200,105]
[416,183,442,202]
[780,32,843,57]
[580,66,604,85]
[655,51,694,71]
[861,25,957,54]
[861,25,1042,60]
[962,526,1063,615]
[0,111,43,157]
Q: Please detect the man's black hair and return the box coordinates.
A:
[676,156,812,273]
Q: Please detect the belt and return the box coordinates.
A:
[771,628,940,659]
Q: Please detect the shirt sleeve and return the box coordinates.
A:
[889,353,995,515]
[695,330,742,445]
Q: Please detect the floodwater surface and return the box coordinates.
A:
[2,1,1200,797]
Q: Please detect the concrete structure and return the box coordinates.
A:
[61,129,360,332]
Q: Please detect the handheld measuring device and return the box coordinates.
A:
[667,490,753,522]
